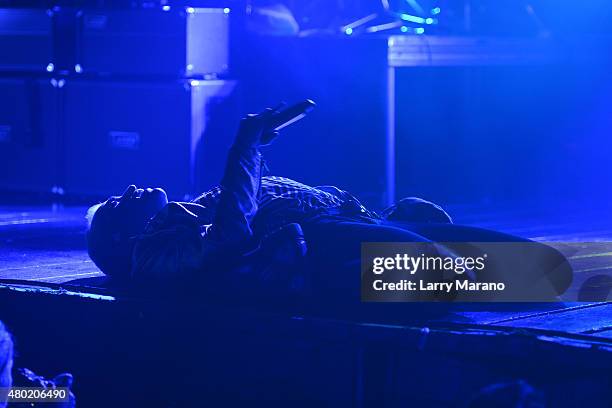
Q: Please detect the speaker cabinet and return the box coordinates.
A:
[79,8,229,77]
[62,79,236,199]
[0,78,59,193]
[0,8,53,73]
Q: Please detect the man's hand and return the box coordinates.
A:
[234,108,281,148]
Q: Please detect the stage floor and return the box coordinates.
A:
[1,202,611,339]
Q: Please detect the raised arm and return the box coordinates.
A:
[206,113,269,244]
[131,110,278,284]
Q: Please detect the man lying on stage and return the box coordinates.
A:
[86,107,572,305]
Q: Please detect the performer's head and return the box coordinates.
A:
[86,185,168,278]
[0,321,13,408]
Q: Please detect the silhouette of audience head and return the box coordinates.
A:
[87,185,168,278]
[0,321,13,408]
[468,380,545,408]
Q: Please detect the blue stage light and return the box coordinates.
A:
[401,26,409,33]
[400,14,425,24]
[431,7,441,15]
[345,27,353,35]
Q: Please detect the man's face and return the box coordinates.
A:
[97,185,169,236]
[87,185,169,277]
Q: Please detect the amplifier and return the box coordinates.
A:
[0,78,60,193]
[78,8,230,77]
[61,79,237,199]
[0,8,53,72]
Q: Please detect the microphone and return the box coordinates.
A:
[268,99,316,131]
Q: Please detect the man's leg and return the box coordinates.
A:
[299,215,431,304]
[302,216,430,266]
[298,215,468,320]
[386,223,530,243]
[387,222,573,298]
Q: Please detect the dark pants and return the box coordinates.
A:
[299,215,572,309]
